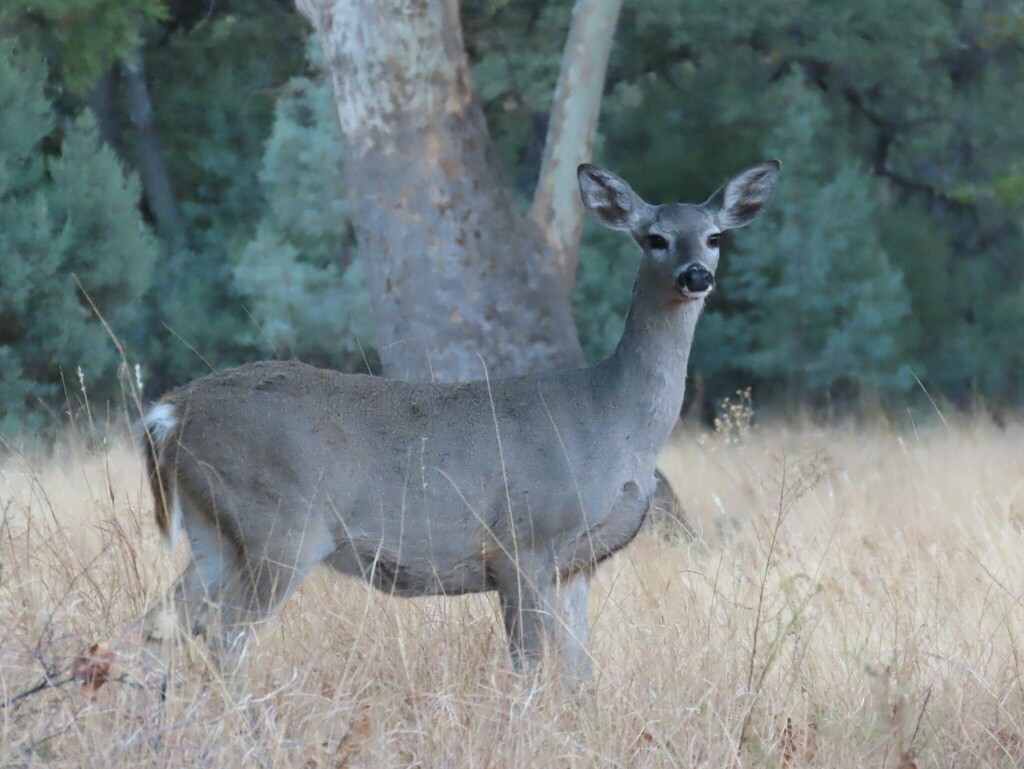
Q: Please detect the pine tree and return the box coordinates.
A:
[704,76,913,406]
[232,43,373,370]
[0,43,158,433]
[0,0,165,94]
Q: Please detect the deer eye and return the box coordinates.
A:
[706,233,721,249]
[643,234,669,251]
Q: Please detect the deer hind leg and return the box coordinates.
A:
[143,495,321,674]
[204,562,287,675]
[142,500,232,644]
[205,520,331,674]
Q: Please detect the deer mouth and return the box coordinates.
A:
[678,288,713,301]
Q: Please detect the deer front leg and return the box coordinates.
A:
[498,580,555,673]
[493,552,561,674]
[553,572,592,688]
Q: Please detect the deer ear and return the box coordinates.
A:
[577,164,653,231]
[704,160,781,230]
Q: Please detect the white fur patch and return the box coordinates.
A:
[164,480,183,548]
[144,402,177,444]
[141,605,180,643]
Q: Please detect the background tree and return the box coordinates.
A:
[139,0,307,387]
[0,43,158,433]
[295,0,624,382]
[3,0,1024,432]
[231,46,374,371]
[696,77,913,408]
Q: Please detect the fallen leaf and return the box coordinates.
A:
[780,717,797,767]
[71,642,116,699]
[895,749,918,769]
[775,715,817,766]
[334,709,373,768]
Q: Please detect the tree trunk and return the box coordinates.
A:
[122,48,185,249]
[298,0,584,382]
[531,0,624,295]
[86,68,126,160]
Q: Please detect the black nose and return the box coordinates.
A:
[679,265,715,293]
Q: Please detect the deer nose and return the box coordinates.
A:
[678,265,715,294]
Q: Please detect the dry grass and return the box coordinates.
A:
[3,417,1024,767]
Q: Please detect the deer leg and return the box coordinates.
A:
[142,508,232,643]
[496,568,557,673]
[553,572,592,688]
[499,587,548,673]
[143,496,320,676]
[206,538,320,674]
[142,562,201,643]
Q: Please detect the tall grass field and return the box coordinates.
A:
[3,415,1024,767]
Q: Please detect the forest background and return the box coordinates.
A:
[2,0,1024,435]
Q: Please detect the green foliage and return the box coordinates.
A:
[232,52,374,370]
[701,78,913,404]
[147,3,305,255]
[564,0,1024,409]
[3,0,1024,434]
[137,1,307,390]
[572,228,638,363]
[0,0,165,93]
[0,43,158,433]
[464,1,570,191]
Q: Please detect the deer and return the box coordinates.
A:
[140,160,780,684]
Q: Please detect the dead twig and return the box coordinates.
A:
[0,675,74,710]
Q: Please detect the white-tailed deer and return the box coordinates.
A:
[140,160,779,683]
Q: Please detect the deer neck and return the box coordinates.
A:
[597,259,703,456]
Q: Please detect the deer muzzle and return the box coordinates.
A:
[677,264,715,296]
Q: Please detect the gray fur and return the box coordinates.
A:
[141,160,779,684]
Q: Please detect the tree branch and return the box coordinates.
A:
[530,0,624,295]
[779,56,971,210]
[837,84,972,210]
[0,676,74,710]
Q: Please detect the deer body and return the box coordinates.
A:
[142,161,779,682]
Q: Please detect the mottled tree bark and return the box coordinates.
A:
[298,0,584,382]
